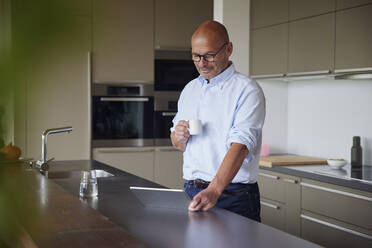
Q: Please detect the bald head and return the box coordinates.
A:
[192,20,230,45]
[191,21,233,80]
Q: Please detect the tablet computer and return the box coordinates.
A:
[130,186,191,210]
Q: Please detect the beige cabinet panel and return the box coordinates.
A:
[289,0,335,20]
[335,4,372,70]
[260,198,285,231]
[93,0,154,83]
[154,147,184,189]
[301,179,372,231]
[283,174,301,236]
[258,171,285,203]
[336,0,372,10]
[154,0,213,50]
[288,13,335,73]
[251,24,288,76]
[251,0,289,29]
[301,211,372,248]
[258,170,301,236]
[93,147,155,181]
[26,16,91,161]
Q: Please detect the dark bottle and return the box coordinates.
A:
[351,136,362,168]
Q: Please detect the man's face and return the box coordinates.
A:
[191,37,231,80]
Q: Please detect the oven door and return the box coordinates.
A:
[92,96,154,147]
[154,110,177,146]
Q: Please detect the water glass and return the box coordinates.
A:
[80,170,98,197]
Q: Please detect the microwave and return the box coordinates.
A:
[155,50,199,91]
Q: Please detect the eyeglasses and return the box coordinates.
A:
[191,42,228,62]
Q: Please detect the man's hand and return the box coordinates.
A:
[171,120,190,151]
[188,186,220,212]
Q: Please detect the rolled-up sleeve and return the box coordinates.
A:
[226,88,266,161]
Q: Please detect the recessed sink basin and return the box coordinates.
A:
[41,169,115,179]
[94,169,114,178]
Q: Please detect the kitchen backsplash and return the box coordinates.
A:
[257,78,372,165]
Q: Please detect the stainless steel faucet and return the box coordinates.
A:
[34,126,73,170]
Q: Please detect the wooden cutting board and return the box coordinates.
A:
[259,155,327,167]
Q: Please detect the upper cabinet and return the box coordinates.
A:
[250,1,372,77]
[289,0,335,20]
[154,0,213,50]
[288,13,335,73]
[336,0,372,10]
[92,0,154,84]
[335,4,372,71]
[251,0,288,29]
[251,24,288,76]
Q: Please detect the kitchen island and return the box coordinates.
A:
[29,159,321,248]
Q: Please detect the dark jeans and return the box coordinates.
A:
[184,180,261,222]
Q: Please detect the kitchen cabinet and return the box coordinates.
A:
[336,0,372,10]
[154,147,184,189]
[251,0,288,29]
[289,0,335,20]
[93,147,155,181]
[335,4,372,71]
[250,24,288,76]
[258,170,301,236]
[301,178,372,247]
[154,0,213,50]
[16,15,91,161]
[288,13,335,74]
[92,0,154,84]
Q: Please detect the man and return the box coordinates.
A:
[170,20,265,222]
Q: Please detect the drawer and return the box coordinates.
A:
[258,171,285,203]
[260,198,285,231]
[301,211,372,248]
[301,179,372,230]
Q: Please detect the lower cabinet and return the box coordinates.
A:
[92,147,155,181]
[93,146,184,188]
[259,169,372,247]
[258,170,301,236]
[300,179,372,247]
[154,147,184,189]
[301,211,372,248]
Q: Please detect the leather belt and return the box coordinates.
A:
[188,179,237,195]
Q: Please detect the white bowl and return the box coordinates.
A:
[327,159,347,169]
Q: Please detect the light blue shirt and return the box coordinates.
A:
[171,63,266,183]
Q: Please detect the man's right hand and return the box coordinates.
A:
[171,120,190,151]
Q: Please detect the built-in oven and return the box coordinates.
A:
[155,50,199,91]
[153,91,180,146]
[92,84,154,147]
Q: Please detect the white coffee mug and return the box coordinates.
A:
[188,120,202,135]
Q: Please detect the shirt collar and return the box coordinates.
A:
[198,62,235,90]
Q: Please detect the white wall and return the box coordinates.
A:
[287,79,372,165]
[258,79,288,154]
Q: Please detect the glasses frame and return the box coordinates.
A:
[191,42,228,62]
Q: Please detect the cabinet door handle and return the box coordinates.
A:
[95,148,155,153]
[260,201,280,210]
[259,173,279,180]
[100,97,149,102]
[283,178,297,184]
[301,214,372,240]
[301,182,372,202]
[155,148,178,152]
[161,112,177,117]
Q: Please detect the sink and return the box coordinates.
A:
[94,169,114,178]
[41,169,115,179]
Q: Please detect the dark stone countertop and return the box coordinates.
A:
[260,164,372,193]
[47,160,322,248]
